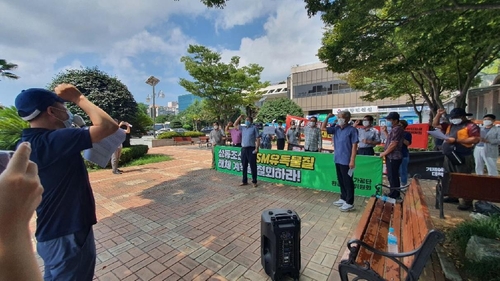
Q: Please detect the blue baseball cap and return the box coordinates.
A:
[15,88,66,121]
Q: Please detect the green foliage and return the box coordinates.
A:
[123,154,172,167]
[86,144,149,169]
[256,98,303,122]
[448,215,500,280]
[157,131,204,139]
[0,59,19,80]
[482,59,500,75]
[171,121,183,128]
[179,44,268,124]
[182,124,193,131]
[47,67,148,135]
[309,0,500,111]
[449,215,500,252]
[0,106,29,150]
[155,114,174,124]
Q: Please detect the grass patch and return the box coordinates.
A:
[447,215,500,280]
[122,154,172,167]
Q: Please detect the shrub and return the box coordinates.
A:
[0,106,29,150]
[183,124,193,131]
[157,131,180,139]
[183,131,205,137]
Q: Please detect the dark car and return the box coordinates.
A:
[201,126,213,134]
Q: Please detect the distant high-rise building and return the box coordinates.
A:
[178,94,202,112]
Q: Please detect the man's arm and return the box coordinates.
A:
[317,129,322,150]
[234,115,244,130]
[120,122,131,134]
[403,133,412,146]
[254,128,261,152]
[55,84,118,143]
[433,109,446,129]
[350,129,359,168]
[380,127,403,157]
[372,130,382,145]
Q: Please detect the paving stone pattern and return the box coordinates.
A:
[30,145,376,281]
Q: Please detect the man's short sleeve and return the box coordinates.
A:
[43,128,92,159]
[254,127,260,138]
[351,127,359,144]
[405,131,412,144]
[326,126,336,135]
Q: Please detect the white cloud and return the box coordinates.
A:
[219,1,324,83]
[213,0,280,30]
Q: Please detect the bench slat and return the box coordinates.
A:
[384,202,402,280]
[402,184,416,268]
[356,199,386,264]
[448,173,500,202]
[341,197,377,262]
[369,201,393,276]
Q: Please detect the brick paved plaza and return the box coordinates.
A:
[30,145,458,281]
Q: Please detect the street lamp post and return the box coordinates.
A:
[145,76,164,138]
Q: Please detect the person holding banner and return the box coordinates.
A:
[354,115,381,156]
[301,116,322,152]
[322,111,359,212]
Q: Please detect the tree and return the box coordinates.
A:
[0,106,29,150]
[307,0,500,112]
[0,59,19,81]
[179,45,268,126]
[256,98,303,123]
[155,114,175,124]
[47,67,148,135]
[136,103,153,132]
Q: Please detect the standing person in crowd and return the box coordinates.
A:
[0,142,44,281]
[225,120,242,147]
[273,120,286,150]
[238,115,260,187]
[15,84,119,280]
[474,114,500,176]
[259,125,273,149]
[302,116,322,152]
[398,120,412,186]
[379,112,404,199]
[322,111,358,212]
[286,121,300,150]
[209,122,226,169]
[111,120,131,174]
[433,116,448,151]
[434,108,480,210]
[354,115,381,156]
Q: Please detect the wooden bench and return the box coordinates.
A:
[198,136,212,148]
[173,136,193,145]
[339,178,445,281]
[436,173,500,218]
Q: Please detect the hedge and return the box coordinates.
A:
[157,131,205,139]
[85,144,149,169]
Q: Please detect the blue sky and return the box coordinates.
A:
[0,0,324,108]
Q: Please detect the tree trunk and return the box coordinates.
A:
[454,92,467,109]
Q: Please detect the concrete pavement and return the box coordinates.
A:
[33,145,369,281]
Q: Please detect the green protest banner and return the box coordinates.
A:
[215,146,383,197]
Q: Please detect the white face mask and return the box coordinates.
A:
[450,118,462,125]
[309,122,316,127]
[337,118,346,126]
[213,125,219,130]
[483,120,493,126]
[362,121,370,127]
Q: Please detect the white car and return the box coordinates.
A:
[155,128,173,135]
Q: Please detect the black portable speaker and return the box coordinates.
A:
[261,209,301,281]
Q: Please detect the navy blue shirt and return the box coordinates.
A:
[326,125,359,165]
[20,128,94,242]
[402,131,412,157]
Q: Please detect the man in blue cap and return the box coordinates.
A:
[15,84,118,280]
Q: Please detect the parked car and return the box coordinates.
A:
[156,128,172,135]
[172,128,187,133]
[201,126,213,134]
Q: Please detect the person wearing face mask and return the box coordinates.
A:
[434,108,480,210]
[379,112,405,199]
[321,111,359,212]
[474,114,500,176]
[15,84,118,280]
[239,115,261,187]
[225,119,242,147]
[286,122,300,150]
[354,115,381,156]
[209,122,226,169]
[303,116,322,152]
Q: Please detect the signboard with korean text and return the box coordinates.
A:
[215,146,383,197]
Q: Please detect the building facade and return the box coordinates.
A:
[287,62,426,124]
[178,94,202,112]
[255,83,289,107]
[468,83,500,119]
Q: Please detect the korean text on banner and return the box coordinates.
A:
[215,146,383,197]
